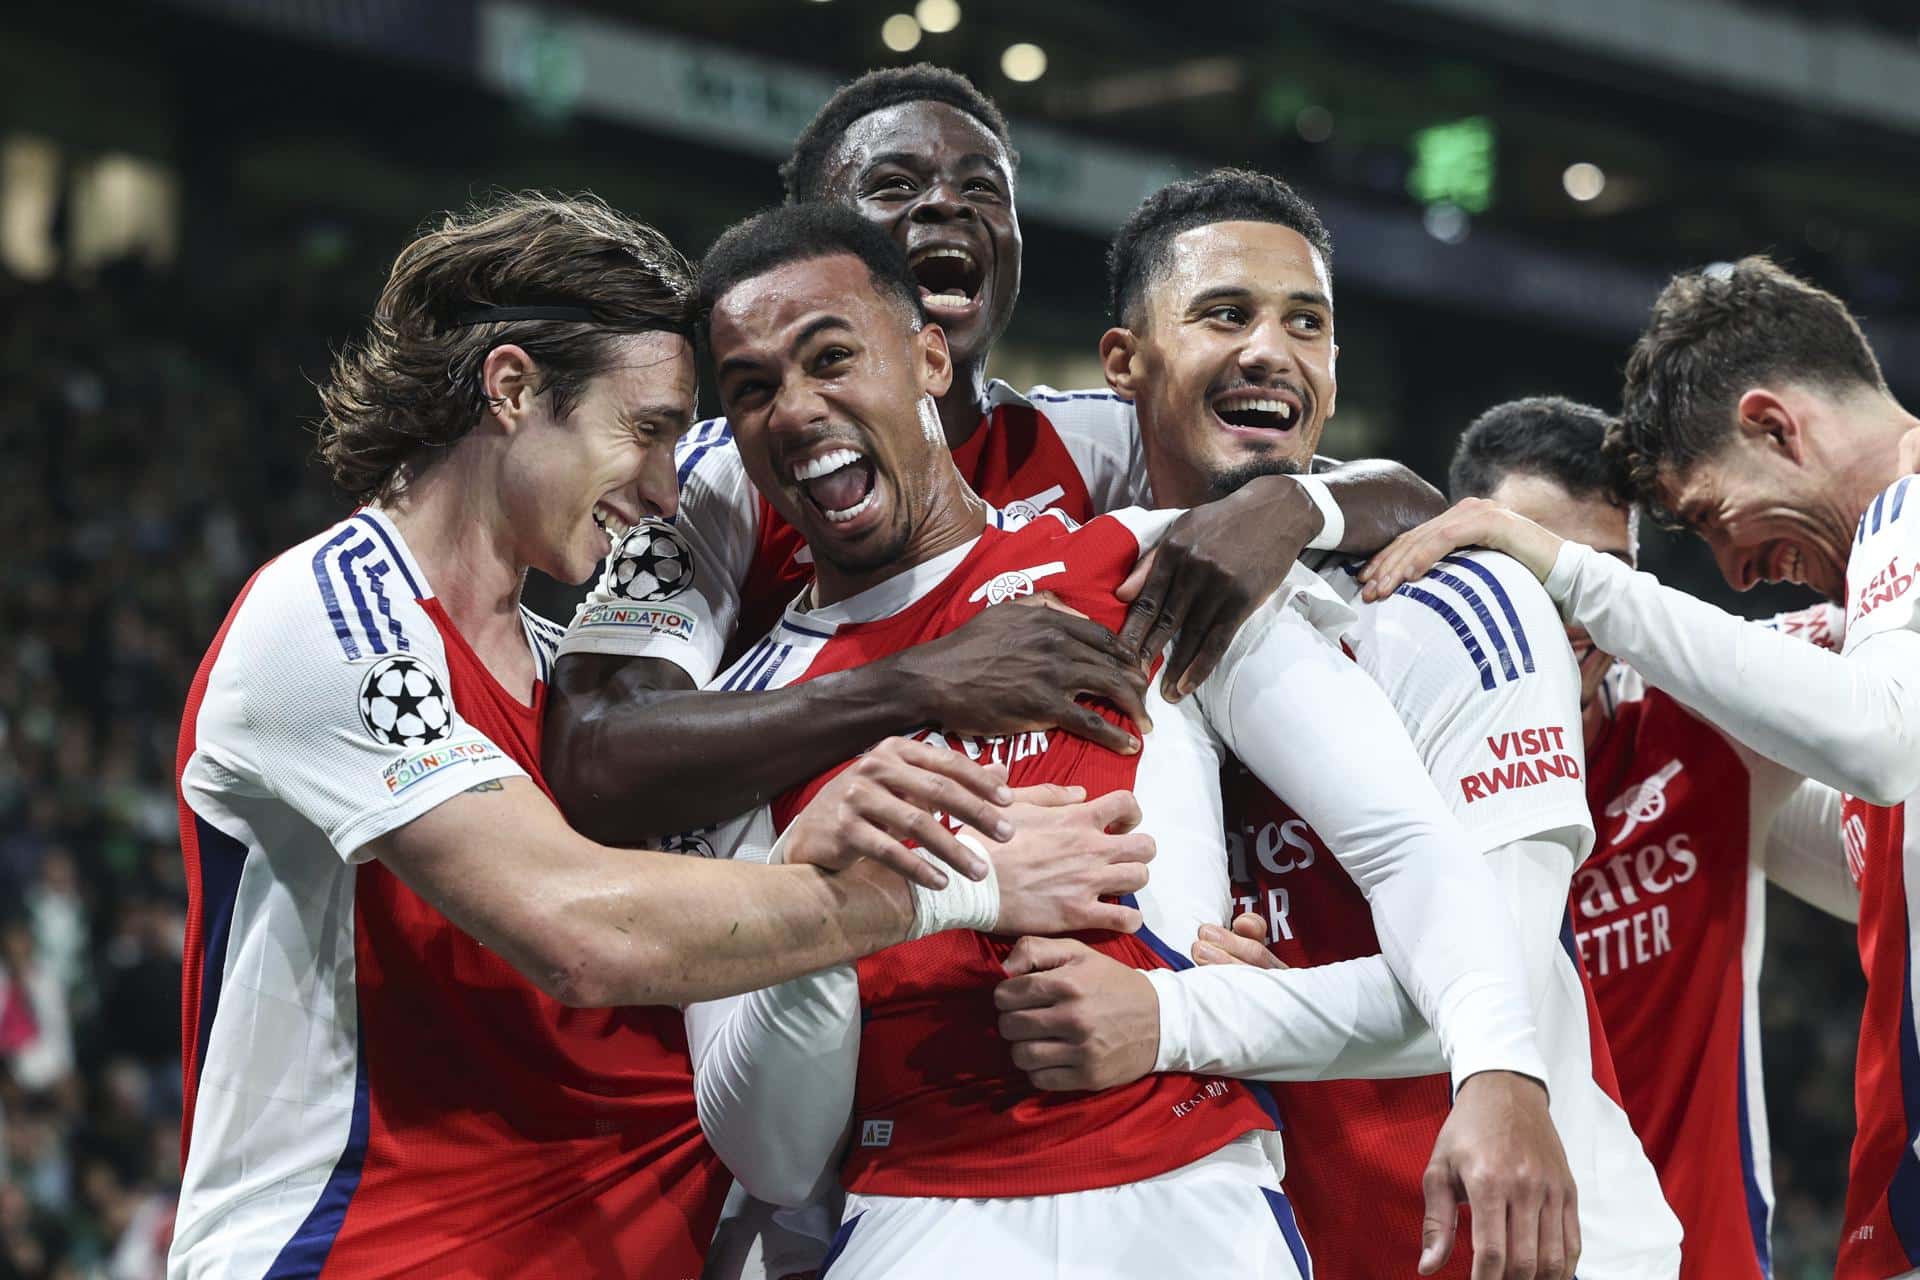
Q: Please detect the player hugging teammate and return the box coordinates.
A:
[172,59,1909,1280]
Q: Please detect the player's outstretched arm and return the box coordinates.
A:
[545,597,1153,843]
[1118,458,1446,698]
[370,744,1151,1008]
[1362,496,1920,804]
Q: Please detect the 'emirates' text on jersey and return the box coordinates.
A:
[173,510,725,1279]
[559,382,1143,684]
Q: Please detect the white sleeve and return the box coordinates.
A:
[1761,776,1858,923]
[556,422,757,686]
[683,810,860,1208]
[1192,590,1547,1090]
[1150,835,1578,1083]
[1022,387,1149,513]
[1544,531,1920,805]
[209,566,526,863]
[1357,552,1594,859]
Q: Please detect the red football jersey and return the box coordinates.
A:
[562,383,1142,688]
[1581,673,1775,1280]
[176,511,726,1279]
[717,511,1273,1200]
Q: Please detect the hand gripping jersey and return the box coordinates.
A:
[1581,605,1847,1280]
[1839,476,1920,1279]
[712,509,1276,1200]
[1226,551,1678,1280]
[558,382,1144,684]
[172,510,725,1279]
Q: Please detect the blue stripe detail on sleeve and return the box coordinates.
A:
[1873,489,1890,535]
[352,513,423,599]
[335,540,388,656]
[778,616,836,641]
[1893,476,1913,524]
[311,528,363,659]
[752,644,793,691]
[364,561,407,653]
[1423,566,1519,683]
[722,638,776,691]
[189,815,248,1101]
[1735,1009,1775,1278]
[1261,1187,1315,1278]
[264,1008,371,1278]
[1440,553,1535,673]
[1396,585,1497,691]
[676,418,732,487]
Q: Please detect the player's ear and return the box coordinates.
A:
[917,321,954,399]
[1735,387,1803,463]
[480,344,540,429]
[1099,327,1142,398]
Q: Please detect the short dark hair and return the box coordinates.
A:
[1107,167,1333,326]
[696,202,925,344]
[1448,396,1622,503]
[316,192,693,505]
[1615,255,1887,520]
[781,63,1017,202]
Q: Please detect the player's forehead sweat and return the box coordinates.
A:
[698,202,927,348]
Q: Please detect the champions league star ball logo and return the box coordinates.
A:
[611,521,694,603]
[359,656,452,748]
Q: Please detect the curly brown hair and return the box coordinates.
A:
[316,192,694,504]
[1612,255,1885,522]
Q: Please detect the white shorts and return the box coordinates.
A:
[820,1135,1312,1279]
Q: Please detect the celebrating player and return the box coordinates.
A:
[986,169,1675,1278]
[1447,395,1854,1279]
[681,201,1573,1280]
[1365,257,1920,1280]
[169,193,1150,1278]
[543,65,1445,843]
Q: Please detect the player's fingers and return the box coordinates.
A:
[1008,1038,1079,1074]
[1087,788,1145,836]
[1070,900,1143,934]
[1026,1066,1089,1093]
[1230,912,1267,942]
[1466,1181,1509,1280]
[1094,858,1150,899]
[1171,593,1251,697]
[847,782,982,884]
[875,740,1015,832]
[1117,549,1180,656]
[998,935,1087,983]
[1195,922,1281,968]
[996,1005,1071,1043]
[1162,589,1229,699]
[1419,1164,1461,1276]
[1535,1187,1567,1280]
[1116,548,1159,604]
[1008,783,1087,807]
[1501,1185,1543,1280]
[1061,702,1140,756]
[1561,1192,1581,1280]
[1071,656,1154,735]
[1099,831,1157,867]
[1139,566,1202,677]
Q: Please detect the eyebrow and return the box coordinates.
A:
[860,150,1008,179]
[1184,284,1332,311]
[714,315,854,379]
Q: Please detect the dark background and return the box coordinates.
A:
[1,0,1904,1274]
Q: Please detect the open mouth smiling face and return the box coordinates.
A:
[1208,384,1307,441]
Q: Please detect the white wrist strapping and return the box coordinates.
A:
[1293,475,1345,552]
[906,834,1000,940]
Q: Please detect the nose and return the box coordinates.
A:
[1237,313,1296,384]
[767,373,831,444]
[1708,535,1756,592]
[635,440,678,522]
[909,177,977,225]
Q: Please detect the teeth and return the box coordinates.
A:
[1216,397,1295,421]
[920,247,974,266]
[924,291,972,307]
[823,489,879,523]
[793,448,863,482]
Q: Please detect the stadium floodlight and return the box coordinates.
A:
[1002,42,1048,82]
[1563,162,1606,202]
[1407,116,1495,215]
[882,13,923,51]
[915,0,961,34]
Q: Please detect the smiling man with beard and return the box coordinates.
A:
[543,65,1447,849]
[981,169,1681,1280]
